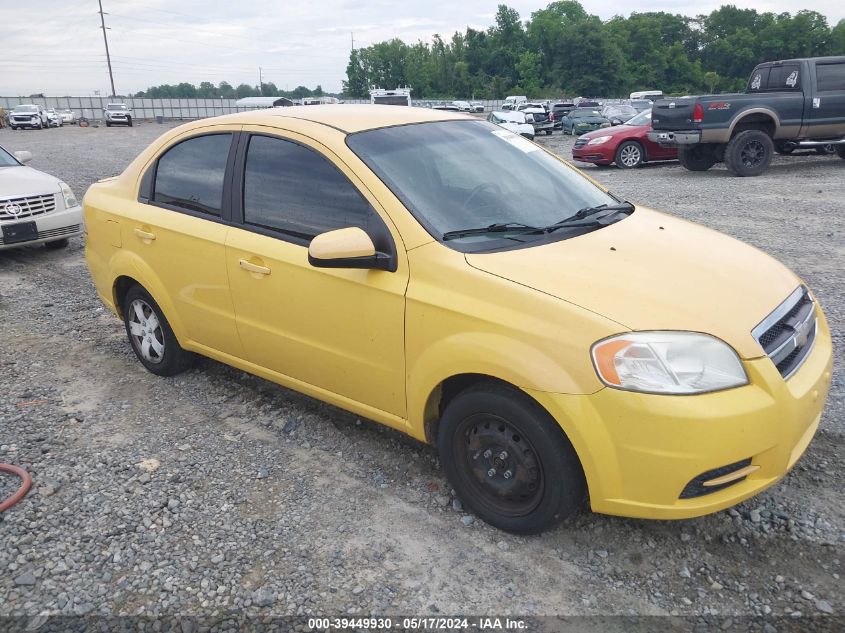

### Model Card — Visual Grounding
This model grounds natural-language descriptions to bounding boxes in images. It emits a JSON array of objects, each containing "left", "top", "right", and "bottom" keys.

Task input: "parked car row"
[{"left": 3, "top": 103, "right": 130, "bottom": 129}]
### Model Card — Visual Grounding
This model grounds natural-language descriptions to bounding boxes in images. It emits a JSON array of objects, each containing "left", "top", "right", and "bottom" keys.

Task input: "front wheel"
[
  {"left": 127, "top": 117, "right": 133, "bottom": 127},
  {"left": 677, "top": 145, "right": 717, "bottom": 171},
  {"left": 724, "top": 129, "right": 773, "bottom": 177},
  {"left": 437, "top": 382, "right": 586, "bottom": 534},
  {"left": 122, "top": 285, "right": 194, "bottom": 376},
  {"left": 615, "top": 140, "right": 644, "bottom": 168}
]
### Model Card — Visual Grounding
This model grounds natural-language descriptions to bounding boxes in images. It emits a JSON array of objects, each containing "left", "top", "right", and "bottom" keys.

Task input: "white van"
[
  {"left": 370, "top": 88, "right": 412, "bottom": 106},
  {"left": 502, "top": 95, "right": 527, "bottom": 110},
  {"left": 630, "top": 90, "right": 663, "bottom": 101}
]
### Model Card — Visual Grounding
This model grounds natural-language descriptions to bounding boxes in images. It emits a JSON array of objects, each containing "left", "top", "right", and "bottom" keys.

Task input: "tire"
[
  {"left": 815, "top": 144, "right": 835, "bottom": 155},
  {"left": 724, "top": 129, "right": 774, "bottom": 177},
  {"left": 677, "top": 145, "right": 717, "bottom": 171},
  {"left": 122, "top": 285, "right": 194, "bottom": 377},
  {"left": 127, "top": 117, "right": 133, "bottom": 127},
  {"left": 544, "top": 129, "right": 552, "bottom": 136},
  {"left": 614, "top": 140, "right": 644, "bottom": 169},
  {"left": 106, "top": 121, "right": 111, "bottom": 127},
  {"left": 44, "top": 238, "right": 69, "bottom": 250},
  {"left": 437, "top": 382, "right": 586, "bottom": 534},
  {"left": 836, "top": 145, "right": 845, "bottom": 159}
]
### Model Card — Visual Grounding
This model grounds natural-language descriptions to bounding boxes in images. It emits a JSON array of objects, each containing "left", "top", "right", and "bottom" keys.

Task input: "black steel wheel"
[{"left": 437, "top": 382, "right": 586, "bottom": 534}]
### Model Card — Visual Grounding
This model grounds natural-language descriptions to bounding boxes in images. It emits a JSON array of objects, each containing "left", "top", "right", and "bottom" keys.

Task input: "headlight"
[
  {"left": 591, "top": 331, "right": 748, "bottom": 395},
  {"left": 58, "top": 181, "right": 78, "bottom": 208},
  {"left": 587, "top": 135, "right": 612, "bottom": 146}
]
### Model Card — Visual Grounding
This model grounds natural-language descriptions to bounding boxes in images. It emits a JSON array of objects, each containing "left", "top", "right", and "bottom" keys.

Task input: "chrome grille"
[
  {"left": 752, "top": 286, "right": 817, "bottom": 379},
  {"left": 0, "top": 194, "right": 57, "bottom": 220}
]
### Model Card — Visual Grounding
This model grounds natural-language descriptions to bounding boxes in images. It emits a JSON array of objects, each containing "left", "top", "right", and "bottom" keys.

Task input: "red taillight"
[
  {"left": 693, "top": 102, "right": 704, "bottom": 123},
  {"left": 550, "top": 112, "right": 556, "bottom": 122}
]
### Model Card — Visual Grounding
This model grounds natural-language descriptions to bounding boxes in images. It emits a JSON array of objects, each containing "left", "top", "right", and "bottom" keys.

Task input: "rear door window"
[
  {"left": 747, "top": 67, "right": 770, "bottom": 92},
  {"left": 816, "top": 62, "right": 845, "bottom": 91},
  {"left": 153, "top": 134, "right": 232, "bottom": 217}
]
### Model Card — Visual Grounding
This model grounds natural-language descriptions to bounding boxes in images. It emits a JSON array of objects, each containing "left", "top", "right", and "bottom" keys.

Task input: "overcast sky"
[{"left": 2, "top": 0, "right": 843, "bottom": 96}]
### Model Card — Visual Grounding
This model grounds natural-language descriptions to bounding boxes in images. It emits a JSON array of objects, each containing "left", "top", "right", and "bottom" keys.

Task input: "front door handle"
[
  {"left": 239, "top": 259, "right": 271, "bottom": 275},
  {"left": 133, "top": 228, "right": 156, "bottom": 241}
]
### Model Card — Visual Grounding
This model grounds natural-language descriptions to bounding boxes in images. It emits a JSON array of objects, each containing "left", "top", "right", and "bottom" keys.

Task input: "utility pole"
[
  {"left": 97, "top": 0, "right": 116, "bottom": 97},
  {"left": 351, "top": 32, "right": 355, "bottom": 53},
  {"left": 259, "top": 67, "right": 263, "bottom": 95}
]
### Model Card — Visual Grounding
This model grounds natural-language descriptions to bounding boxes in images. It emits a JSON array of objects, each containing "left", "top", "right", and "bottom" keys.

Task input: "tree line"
[
  {"left": 133, "top": 82, "right": 331, "bottom": 100},
  {"left": 344, "top": 2, "right": 845, "bottom": 98}
]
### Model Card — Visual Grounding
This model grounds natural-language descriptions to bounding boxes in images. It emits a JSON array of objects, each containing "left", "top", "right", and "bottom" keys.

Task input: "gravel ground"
[{"left": 0, "top": 122, "right": 842, "bottom": 628}]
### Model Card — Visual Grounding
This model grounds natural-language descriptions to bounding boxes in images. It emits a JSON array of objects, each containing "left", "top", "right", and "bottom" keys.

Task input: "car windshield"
[
  {"left": 347, "top": 120, "right": 619, "bottom": 252},
  {"left": 606, "top": 106, "right": 636, "bottom": 118},
  {"left": 13, "top": 105, "right": 38, "bottom": 113},
  {"left": 626, "top": 109, "right": 652, "bottom": 126},
  {"left": 108, "top": 105, "right": 127, "bottom": 110},
  {"left": 0, "top": 146, "right": 20, "bottom": 167}
]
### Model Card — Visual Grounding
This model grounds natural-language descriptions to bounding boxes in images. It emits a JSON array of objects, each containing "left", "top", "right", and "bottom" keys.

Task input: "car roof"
[{"left": 209, "top": 104, "right": 467, "bottom": 134}]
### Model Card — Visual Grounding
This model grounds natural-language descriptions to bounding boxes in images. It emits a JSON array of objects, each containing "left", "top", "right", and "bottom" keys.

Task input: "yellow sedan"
[{"left": 84, "top": 105, "right": 832, "bottom": 533}]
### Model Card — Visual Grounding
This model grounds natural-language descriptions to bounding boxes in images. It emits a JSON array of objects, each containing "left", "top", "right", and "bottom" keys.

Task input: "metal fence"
[{"left": 0, "top": 96, "right": 627, "bottom": 122}]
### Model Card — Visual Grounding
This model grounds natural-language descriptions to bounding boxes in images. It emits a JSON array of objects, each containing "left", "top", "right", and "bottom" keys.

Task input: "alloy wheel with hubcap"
[
  {"left": 615, "top": 141, "right": 643, "bottom": 168},
  {"left": 128, "top": 298, "right": 165, "bottom": 364}
]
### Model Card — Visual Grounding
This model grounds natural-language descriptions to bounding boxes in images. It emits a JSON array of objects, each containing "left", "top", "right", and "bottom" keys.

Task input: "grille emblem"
[{"left": 4, "top": 203, "right": 23, "bottom": 217}]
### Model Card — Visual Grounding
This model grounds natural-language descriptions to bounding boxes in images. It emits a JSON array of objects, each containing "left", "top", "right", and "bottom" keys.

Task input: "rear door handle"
[
  {"left": 133, "top": 228, "right": 156, "bottom": 241},
  {"left": 239, "top": 259, "right": 271, "bottom": 275}
]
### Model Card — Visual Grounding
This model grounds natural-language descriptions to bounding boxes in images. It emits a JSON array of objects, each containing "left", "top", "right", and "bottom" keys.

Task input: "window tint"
[
  {"left": 243, "top": 135, "right": 377, "bottom": 240},
  {"left": 154, "top": 134, "right": 231, "bottom": 216},
  {"left": 766, "top": 65, "right": 801, "bottom": 91},
  {"left": 817, "top": 63, "right": 845, "bottom": 91}
]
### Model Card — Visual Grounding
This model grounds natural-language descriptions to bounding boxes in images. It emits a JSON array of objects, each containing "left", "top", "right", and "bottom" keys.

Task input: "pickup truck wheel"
[
  {"left": 836, "top": 145, "right": 845, "bottom": 159},
  {"left": 677, "top": 145, "right": 716, "bottom": 171},
  {"left": 437, "top": 382, "right": 586, "bottom": 534},
  {"left": 724, "top": 129, "right": 773, "bottom": 177},
  {"left": 815, "top": 144, "right": 834, "bottom": 155},
  {"left": 615, "top": 141, "right": 644, "bottom": 168}
]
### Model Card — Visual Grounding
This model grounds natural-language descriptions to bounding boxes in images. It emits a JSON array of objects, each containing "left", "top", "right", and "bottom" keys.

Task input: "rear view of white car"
[
  {"left": 487, "top": 111, "right": 535, "bottom": 139},
  {"left": 0, "top": 145, "right": 83, "bottom": 250}
]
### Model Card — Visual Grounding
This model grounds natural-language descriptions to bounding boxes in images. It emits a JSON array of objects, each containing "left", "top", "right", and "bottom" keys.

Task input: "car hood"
[
  {"left": 498, "top": 122, "right": 534, "bottom": 136},
  {"left": 0, "top": 166, "right": 60, "bottom": 199},
  {"left": 464, "top": 207, "right": 800, "bottom": 358},
  {"left": 581, "top": 124, "right": 647, "bottom": 139}
]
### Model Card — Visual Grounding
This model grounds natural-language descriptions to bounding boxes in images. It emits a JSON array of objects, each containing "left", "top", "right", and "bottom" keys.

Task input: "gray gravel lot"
[{"left": 0, "top": 122, "right": 842, "bottom": 625}]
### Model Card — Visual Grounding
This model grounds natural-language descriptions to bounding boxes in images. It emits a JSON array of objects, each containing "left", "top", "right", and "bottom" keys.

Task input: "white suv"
[
  {"left": 104, "top": 103, "right": 133, "bottom": 127},
  {"left": 9, "top": 104, "right": 49, "bottom": 130}
]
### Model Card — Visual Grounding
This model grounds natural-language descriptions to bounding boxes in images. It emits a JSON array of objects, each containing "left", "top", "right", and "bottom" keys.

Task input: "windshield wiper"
[
  {"left": 442, "top": 222, "right": 543, "bottom": 241},
  {"left": 544, "top": 202, "right": 634, "bottom": 233}
]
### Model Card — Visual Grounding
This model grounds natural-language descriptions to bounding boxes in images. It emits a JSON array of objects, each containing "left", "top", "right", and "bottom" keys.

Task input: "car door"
[
  {"left": 224, "top": 129, "right": 408, "bottom": 417},
  {"left": 807, "top": 60, "right": 845, "bottom": 138},
  {"left": 126, "top": 129, "right": 243, "bottom": 358}
]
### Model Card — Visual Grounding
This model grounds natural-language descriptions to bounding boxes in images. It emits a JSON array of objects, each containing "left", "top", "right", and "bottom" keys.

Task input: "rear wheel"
[
  {"left": 677, "top": 144, "right": 717, "bottom": 171},
  {"left": 615, "top": 140, "right": 644, "bottom": 169},
  {"left": 836, "top": 145, "right": 845, "bottom": 159},
  {"left": 815, "top": 144, "right": 835, "bottom": 155},
  {"left": 724, "top": 129, "right": 773, "bottom": 177},
  {"left": 122, "top": 285, "right": 194, "bottom": 377},
  {"left": 437, "top": 382, "right": 586, "bottom": 534}
]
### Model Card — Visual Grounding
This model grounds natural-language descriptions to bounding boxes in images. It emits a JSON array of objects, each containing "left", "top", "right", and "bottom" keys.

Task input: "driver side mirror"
[
  {"left": 14, "top": 151, "right": 32, "bottom": 164},
  {"left": 308, "top": 227, "right": 392, "bottom": 271}
]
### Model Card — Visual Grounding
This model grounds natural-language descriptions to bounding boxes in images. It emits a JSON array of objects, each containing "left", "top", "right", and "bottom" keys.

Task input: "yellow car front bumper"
[{"left": 530, "top": 314, "right": 833, "bottom": 520}]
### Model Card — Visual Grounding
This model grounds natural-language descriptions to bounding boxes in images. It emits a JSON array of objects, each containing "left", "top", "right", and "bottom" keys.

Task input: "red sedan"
[{"left": 571, "top": 109, "right": 677, "bottom": 168}]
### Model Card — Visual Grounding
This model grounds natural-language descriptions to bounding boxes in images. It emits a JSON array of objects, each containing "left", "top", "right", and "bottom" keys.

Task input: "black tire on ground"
[
  {"left": 836, "top": 145, "right": 845, "bottom": 159},
  {"left": 122, "top": 285, "right": 194, "bottom": 377},
  {"left": 815, "top": 144, "right": 835, "bottom": 155},
  {"left": 127, "top": 117, "right": 133, "bottom": 127},
  {"left": 544, "top": 129, "right": 552, "bottom": 136},
  {"left": 437, "top": 382, "right": 586, "bottom": 534},
  {"left": 44, "top": 238, "right": 69, "bottom": 250},
  {"left": 677, "top": 144, "right": 717, "bottom": 171},
  {"left": 724, "top": 129, "right": 774, "bottom": 177},
  {"left": 614, "top": 140, "right": 644, "bottom": 169},
  {"left": 106, "top": 121, "right": 111, "bottom": 127}
]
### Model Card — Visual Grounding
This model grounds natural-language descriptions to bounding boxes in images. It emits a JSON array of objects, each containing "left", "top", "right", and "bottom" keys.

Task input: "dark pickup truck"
[{"left": 648, "top": 56, "right": 845, "bottom": 176}]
